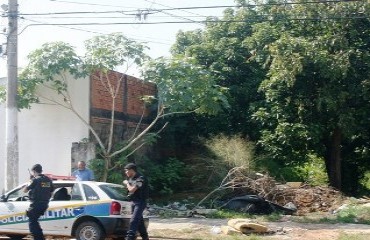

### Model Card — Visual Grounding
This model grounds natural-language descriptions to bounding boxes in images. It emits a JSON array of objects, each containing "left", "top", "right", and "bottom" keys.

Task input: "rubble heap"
[
  {"left": 203, "top": 167, "right": 345, "bottom": 215},
  {"left": 232, "top": 171, "right": 345, "bottom": 215}
]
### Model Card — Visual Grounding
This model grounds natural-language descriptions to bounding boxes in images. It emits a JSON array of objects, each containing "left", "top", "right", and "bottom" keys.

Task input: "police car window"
[
  {"left": 7, "top": 187, "right": 27, "bottom": 201},
  {"left": 83, "top": 184, "right": 99, "bottom": 201},
  {"left": 99, "top": 184, "right": 127, "bottom": 201},
  {"left": 70, "top": 184, "right": 83, "bottom": 200}
]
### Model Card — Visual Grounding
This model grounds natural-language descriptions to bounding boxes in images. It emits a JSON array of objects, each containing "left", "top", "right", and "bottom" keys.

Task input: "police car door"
[
  {"left": 42, "top": 183, "right": 85, "bottom": 236},
  {"left": 0, "top": 184, "right": 30, "bottom": 233}
]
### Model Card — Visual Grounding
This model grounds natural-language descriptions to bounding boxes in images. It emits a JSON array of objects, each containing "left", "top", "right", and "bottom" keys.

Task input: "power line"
[
  {"left": 26, "top": 15, "right": 223, "bottom": 19},
  {"left": 142, "top": 0, "right": 205, "bottom": 26},
  {"left": 15, "top": 1, "right": 365, "bottom": 16},
  {"left": 144, "top": 0, "right": 207, "bottom": 18},
  {"left": 18, "top": 15, "right": 370, "bottom": 28},
  {"left": 20, "top": 17, "right": 173, "bottom": 46},
  {"left": 49, "top": 0, "right": 139, "bottom": 9}
]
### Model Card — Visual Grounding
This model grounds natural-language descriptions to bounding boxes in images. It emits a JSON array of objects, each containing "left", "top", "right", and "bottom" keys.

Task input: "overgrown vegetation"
[
  {"left": 142, "top": 157, "right": 186, "bottom": 196},
  {"left": 184, "top": 134, "right": 257, "bottom": 192},
  {"left": 166, "top": 0, "right": 370, "bottom": 194}
]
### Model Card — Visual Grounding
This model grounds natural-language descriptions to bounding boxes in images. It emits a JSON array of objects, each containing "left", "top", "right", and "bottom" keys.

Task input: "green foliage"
[
  {"left": 185, "top": 134, "right": 256, "bottom": 189},
  {"left": 309, "top": 205, "right": 370, "bottom": 225},
  {"left": 360, "top": 171, "right": 370, "bottom": 190},
  {"left": 84, "top": 32, "right": 149, "bottom": 72},
  {"left": 335, "top": 205, "right": 370, "bottom": 224},
  {"left": 205, "top": 134, "right": 255, "bottom": 170},
  {"left": 17, "top": 42, "right": 85, "bottom": 109},
  {"left": 168, "top": 5, "right": 265, "bottom": 138},
  {"left": 295, "top": 153, "right": 329, "bottom": 186},
  {"left": 257, "top": 153, "right": 328, "bottom": 185},
  {"left": 142, "top": 157, "right": 186, "bottom": 196},
  {"left": 0, "top": 85, "right": 5, "bottom": 103},
  {"left": 143, "top": 56, "right": 229, "bottom": 115},
  {"left": 89, "top": 141, "right": 130, "bottom": 184},
  {"left": 245, "top": 1, "right": 370, "bottom": 190}
]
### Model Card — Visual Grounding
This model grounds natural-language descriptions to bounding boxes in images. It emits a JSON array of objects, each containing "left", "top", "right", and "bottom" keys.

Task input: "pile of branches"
[{"left": 196, "top": 167, "right": 344, "bottom": 215}]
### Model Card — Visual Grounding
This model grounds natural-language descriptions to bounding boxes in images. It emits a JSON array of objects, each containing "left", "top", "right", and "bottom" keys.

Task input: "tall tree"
[
  {"left": 15, "top": 33, "right": 228, "bottom": 181},
  {"left": 170, "top": 7, "right": 267, "bottom": 139},
  {"left": 247, "top": 1, "right": 370, "bottom": 190}
]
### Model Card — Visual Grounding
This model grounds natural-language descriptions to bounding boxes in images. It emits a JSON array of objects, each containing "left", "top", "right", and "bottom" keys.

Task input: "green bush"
[
  {"left": 257, "top": 153, "right": 328, "bottom": 185},
  {"left": 295, "top": 153, "right": 329, "bottom": 186},
  {"left": 336, "top": 205, "right": 370, "bottom": 224},
  {"left": 142, "top": 157, "right": 186, "bottom": 196},
  {"left": 360, "top": 171, "right": 370, "bottom": 190},
  {"left": 89, "top": 141, "right": 130, "bottom": 184}
]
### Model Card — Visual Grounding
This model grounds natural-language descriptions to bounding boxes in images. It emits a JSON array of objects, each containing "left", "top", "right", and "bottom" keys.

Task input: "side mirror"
[{"left": 0, "top": 194, "right": 7, "bottom": 202}]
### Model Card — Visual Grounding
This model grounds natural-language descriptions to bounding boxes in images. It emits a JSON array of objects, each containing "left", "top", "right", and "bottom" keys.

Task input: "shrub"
[
  {"left": 295, "top": 153, "right": 329, "bottom": 186},
  {"left": 185, "top": 134, "right": 256, "bottom": 190},
  {"left": 142, "top": 157, "right": 186, "bottom": 196}
]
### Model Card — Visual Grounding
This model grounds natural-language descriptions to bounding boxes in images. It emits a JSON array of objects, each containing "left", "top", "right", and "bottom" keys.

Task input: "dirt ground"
[{"left": 148, "top": 217, "right": 370, "bottom": 240}]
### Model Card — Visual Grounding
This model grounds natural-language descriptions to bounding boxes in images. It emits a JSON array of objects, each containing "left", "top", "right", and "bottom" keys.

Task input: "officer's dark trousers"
[
  {"left": 27, "top": 202, "right": 48, "bottom": 240},
  {"left": 126, "top": 201, "right": 148, "bottom": 240}
]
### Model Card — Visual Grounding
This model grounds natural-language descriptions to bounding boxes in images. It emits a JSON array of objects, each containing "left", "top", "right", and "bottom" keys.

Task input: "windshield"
[{"left": 99, "top": 184, "right": 128, "bottom": 201}]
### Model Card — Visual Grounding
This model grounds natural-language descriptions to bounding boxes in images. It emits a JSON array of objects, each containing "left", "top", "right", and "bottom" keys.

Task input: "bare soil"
[{"left": 148, "top": 217, "right": 370, "bottom": 240}]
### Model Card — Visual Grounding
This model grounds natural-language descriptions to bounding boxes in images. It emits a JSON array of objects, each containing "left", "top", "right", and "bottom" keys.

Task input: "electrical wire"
[
  {"left": 18, "top": 15, "right": 370, "bottom": 29},
  {"left": 49, "top": 0, "right": 139, "bottom": 9},
  {"left": 144, "top": 0, "right": 207, "bottom": 18},
  {"left": 16, "top": 1, "right": 365, "bottom": 16},
  {"left": 20, "top": 17, "right": 173, "bottom": 46},
  {"left": 142, "top": 0, "right": 205, "bottom": 26},
  {"left": 27, "top": 15, "right": 223, "bottom": 19}
]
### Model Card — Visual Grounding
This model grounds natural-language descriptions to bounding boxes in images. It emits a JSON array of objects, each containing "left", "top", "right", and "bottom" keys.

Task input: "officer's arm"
[
  {"left": 126, "top": 183, "right": 138, "bottom": 194},
  {"left": 23, "top": 179, "right": 35, "bottom": 193},
  {"left": 127, "top": 177, "right": 144, "bottom": 194}
]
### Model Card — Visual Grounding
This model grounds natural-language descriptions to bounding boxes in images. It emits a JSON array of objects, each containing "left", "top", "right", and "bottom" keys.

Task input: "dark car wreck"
[{"left": 219, "top": 195, "right": 297, "bottom": 215}]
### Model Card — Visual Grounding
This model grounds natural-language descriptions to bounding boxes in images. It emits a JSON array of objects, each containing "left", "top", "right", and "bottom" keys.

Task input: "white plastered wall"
[{"left": 0, "top": 74, "right": 90, "bottom": 193}]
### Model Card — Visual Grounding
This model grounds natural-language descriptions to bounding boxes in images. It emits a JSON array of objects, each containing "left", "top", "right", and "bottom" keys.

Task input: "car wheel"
[
  {"left": 75, "top": 221, "right": 105, "bottom": 240},
  {"left": 8, "top": 235, "right": 25, "bottom": 240}
]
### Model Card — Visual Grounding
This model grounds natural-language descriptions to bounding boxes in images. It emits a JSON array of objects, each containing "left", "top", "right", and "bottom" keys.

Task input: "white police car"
[{"left": 0, "top": 175, "right": 148, "bottom": 240}]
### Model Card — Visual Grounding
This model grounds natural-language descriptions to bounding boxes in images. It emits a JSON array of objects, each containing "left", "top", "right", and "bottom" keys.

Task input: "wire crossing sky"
[{"left": 0, "top": 0, "right": 367, "bottom": 77}]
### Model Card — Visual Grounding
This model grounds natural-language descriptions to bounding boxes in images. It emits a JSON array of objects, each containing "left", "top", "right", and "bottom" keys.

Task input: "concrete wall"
[{"left": 0, "top": 74, "right": 90, "bottom": 192}]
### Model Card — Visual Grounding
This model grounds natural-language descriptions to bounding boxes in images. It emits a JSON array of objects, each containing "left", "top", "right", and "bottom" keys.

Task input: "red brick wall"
[{"left": 90, "top": 70, "right": 157, "bottom": 143}]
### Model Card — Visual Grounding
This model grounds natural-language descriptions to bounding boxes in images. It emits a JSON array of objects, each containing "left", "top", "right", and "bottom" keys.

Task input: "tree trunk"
[
  {"left": 325, "top": 127, "right": 342, "bottom": 190},
  {"left": 102, "top": 156, "right": 109, "bottom": 182}
]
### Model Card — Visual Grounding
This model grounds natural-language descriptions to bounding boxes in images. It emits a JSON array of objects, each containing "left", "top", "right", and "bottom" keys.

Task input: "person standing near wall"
[
  {"left": 72, "top": 160, "right": 95, "bottom": 181},
  {"left": 23, "top": 164, "right": 54, "bottom": 240},
  {"left": 123, "top": 163, "right": 149, "bottom": 240}
]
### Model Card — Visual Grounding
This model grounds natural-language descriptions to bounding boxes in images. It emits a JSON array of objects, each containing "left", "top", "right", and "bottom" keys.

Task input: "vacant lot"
[{"left": 148, "top": 217, "right": 370, "bottom": 240}]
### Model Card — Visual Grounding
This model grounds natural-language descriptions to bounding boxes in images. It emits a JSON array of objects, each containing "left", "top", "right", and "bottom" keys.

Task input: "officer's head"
[
  {"left": 124, "top": 163, "right": 137, "bottom": 177},
  {"left": 31, "top": 164, "right": 43, "bottom": 174}
]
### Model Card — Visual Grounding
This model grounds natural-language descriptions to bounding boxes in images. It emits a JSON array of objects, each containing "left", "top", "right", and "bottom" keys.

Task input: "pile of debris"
[
  {"left": 196, "top": 167, "right": 346, "bottom": 215},
  {"left": 147, "top": 168, "right": 347, "bottom": 217},
  {"left": 242, "top": 177, "right": 345, "bottom": 215}
]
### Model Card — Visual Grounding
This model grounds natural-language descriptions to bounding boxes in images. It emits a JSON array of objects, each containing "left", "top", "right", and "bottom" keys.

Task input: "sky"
[{"left": 0, "top": 0, "right": 236, "bottom": 78}]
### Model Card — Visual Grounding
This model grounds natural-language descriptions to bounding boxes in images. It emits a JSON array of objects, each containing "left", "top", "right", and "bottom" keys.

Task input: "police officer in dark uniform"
[
  {"left": 123, "top": 163, "right": 149, "bottom": 240},
  {"left": 23, "top": 164, "right": 54, "bottom": 240}
]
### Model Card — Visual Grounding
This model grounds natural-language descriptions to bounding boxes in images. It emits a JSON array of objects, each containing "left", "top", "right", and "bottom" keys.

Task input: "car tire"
[
  {"left": 8, "top": 235, "right": 25, "bottom": 240},
  {"left": 75, "top": 221, "right": 105, "bottom": 240}
]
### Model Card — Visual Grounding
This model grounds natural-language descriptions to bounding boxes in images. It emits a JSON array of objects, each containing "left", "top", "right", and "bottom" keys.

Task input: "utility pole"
[{"left": 5, "top": 0, "right": 18, "bottom": 191}]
